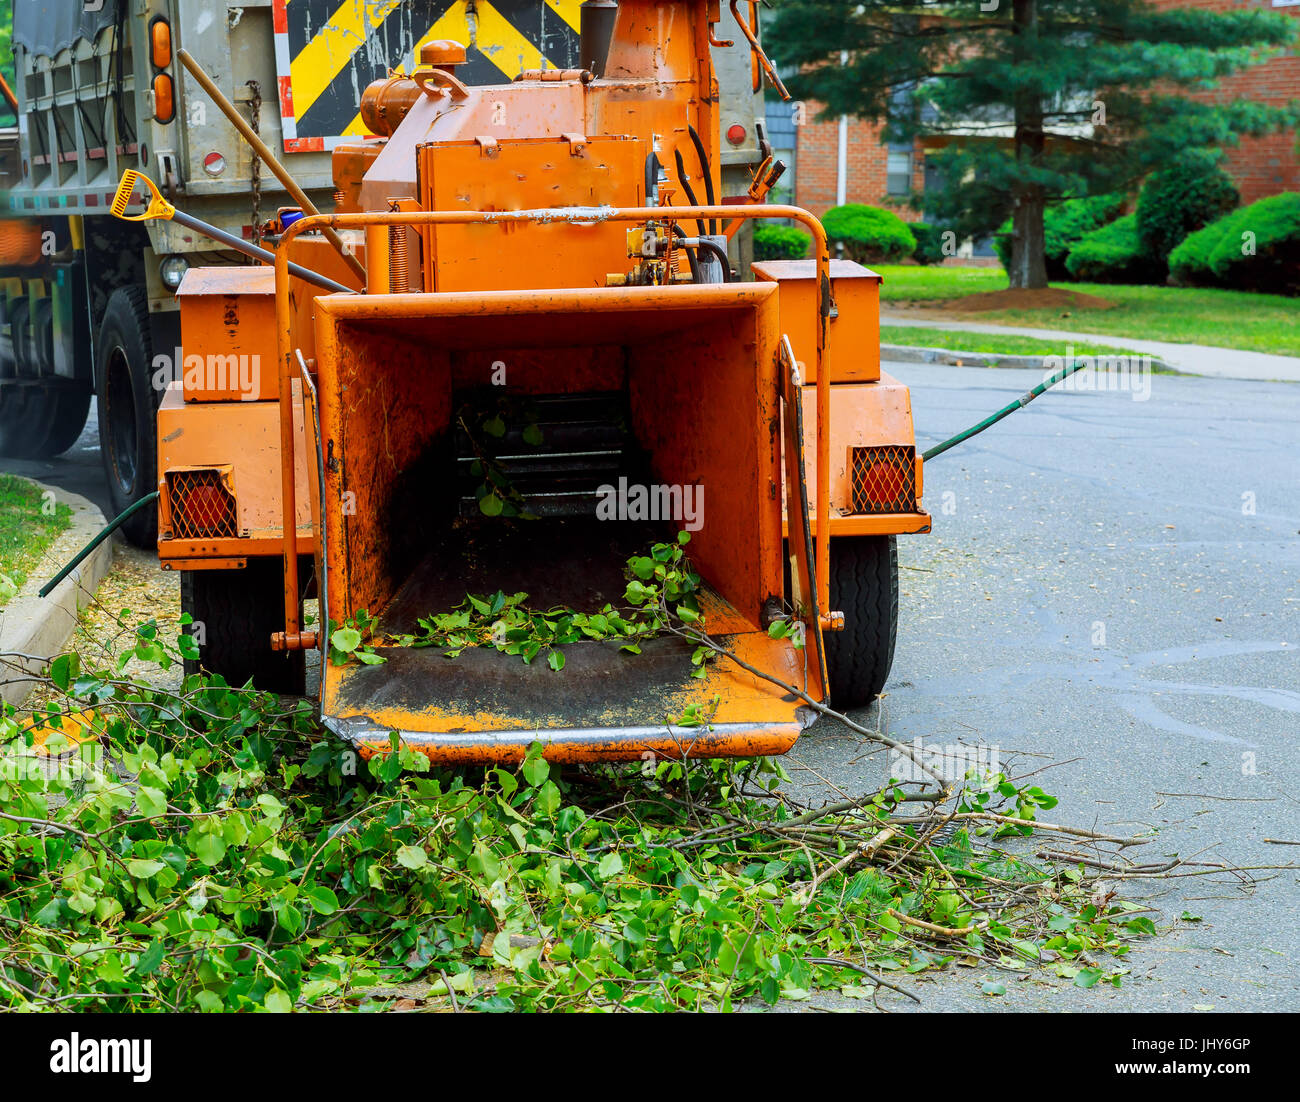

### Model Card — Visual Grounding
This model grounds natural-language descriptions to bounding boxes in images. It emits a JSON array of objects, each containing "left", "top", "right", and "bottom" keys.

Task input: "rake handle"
[
  {"left": 176, "top": 48, "right": 367, "bottom": 286},
  {"left": 171, "top": 209, "right": 354, "bottom": 295}
]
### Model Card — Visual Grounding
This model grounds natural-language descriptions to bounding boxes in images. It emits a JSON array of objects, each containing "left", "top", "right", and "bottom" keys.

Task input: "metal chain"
[{"left": 245, "top": 79, "right": 262, "bottom": 245}]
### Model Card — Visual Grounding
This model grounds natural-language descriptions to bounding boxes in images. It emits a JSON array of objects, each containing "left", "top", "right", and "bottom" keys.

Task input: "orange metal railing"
[{"left": 271, "top": 205, "right": 833, "bottom": 651}]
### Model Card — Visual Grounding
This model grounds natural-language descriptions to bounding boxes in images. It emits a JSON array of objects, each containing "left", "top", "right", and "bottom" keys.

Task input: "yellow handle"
[{"left": 111, "top": 170, "right": 176, "bottom": 222}]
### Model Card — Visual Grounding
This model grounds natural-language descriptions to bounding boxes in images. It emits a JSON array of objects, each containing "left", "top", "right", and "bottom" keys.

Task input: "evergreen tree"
[{"left": 769, "top": 0, "right": 1300, "bottom": 287}]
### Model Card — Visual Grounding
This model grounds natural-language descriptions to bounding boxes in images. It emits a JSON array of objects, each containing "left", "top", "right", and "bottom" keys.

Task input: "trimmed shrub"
[
  {"left": 993, "top": 194, "right": 1127, "bottom": 281},
  {"left": 753, "top": 224, "right": 811, "bottom": 261},
  {"left": 1136, "top": 150, "right": 1239, "bottom": 265},
  {"left": 910, "top": 222, "right": 948, "bottom": 265},
  {"left": 1206, "top": 192, "right": 1300, "bottom": 294},
  {"left": 1168, "top": 207, "right": 1251, "bottom": 286},
  {"left": 1170, "top": 194, "right": 1300, "bottom": 294},
  {"left": 1064, "top": 213, "right": 1163, "bottom": 284},
  {"left": 822, "top": 204, "right": 916, "bottom": 264}
]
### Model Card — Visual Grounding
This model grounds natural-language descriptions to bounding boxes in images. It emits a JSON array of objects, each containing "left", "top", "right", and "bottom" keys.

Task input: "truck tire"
[
  {"left": 33, "top": 386, "right": 92, "bottom": 457},
  {"left": 824, "top": 535, "right": 898, "bottom": 711},
  {"left": 181, "top": 558, "right": 307, "bottom": 695},
  {"left": 0, "top": 300, "right": 51, "bottom": 458},
  {"left": 95, "top": 287, "right": 158, "bottom": 547}
]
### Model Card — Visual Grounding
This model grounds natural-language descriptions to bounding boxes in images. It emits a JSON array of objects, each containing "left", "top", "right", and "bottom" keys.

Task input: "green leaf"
[
  {"left": 479, "top": 492, "right": 505, "bottom": 517},
  {"left": 193, "top": 832, "right": 227, "bottom": 867},
  {"left": 49, "top": 653, "right": 77, "bottom": 691},
  {"left": 136, "top": 786, "right": 168, "bottom": 818},
  {"left": 522, "top": 423, "right": 544, "bottom": 446},
  {"left": 330, "top": 627, "right": 362, "bottom": 654},
  {"left": 304, "top": 886, "right": 339, "bottom": 915},
  {"left": 521, "top": 755, "right": 549, "bottom": 787},
  {"left": 1073, "top": 967, "right": 1104, "bottom": 989},
  {"left": 547, "top": 649, "right": 565, "bottom": 672},
  {"left": 132, "top": 940, "right": 165, "bottom": 978},
  {"left": 397, "top": 845, "right": 428, "bottom": 870},
  {"left": 128, "top": 859, "right": 166, "bottom": 879},
  {"left": 981, "top": 981, "right": 1006, "bottom": 996},
  {"left": 264, "top": 988, "right": 293, "bottom": 1013},
  {"left": 597, "top": 852, "right": 624, "bottom": 879}
]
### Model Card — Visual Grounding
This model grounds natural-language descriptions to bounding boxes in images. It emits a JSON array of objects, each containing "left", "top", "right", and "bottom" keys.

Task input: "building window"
[{"left": 886, "top": 151, "right": 913, "bottom": 197}]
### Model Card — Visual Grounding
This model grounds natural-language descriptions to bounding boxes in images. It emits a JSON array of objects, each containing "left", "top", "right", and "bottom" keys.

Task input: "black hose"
[
  {"left": 687, "top": 124, "right": 717, "bottom": 234},
  {"left": 695, "top": 238, "right": 731, "bottom": 283},
  {"left": 670, "top": 225, "right": 702, "bottom": 284},
  {"left": 673, "top": 148, "right": 707, "bottom": 237},
  {"left": 644, "top": 152, "right": 662, "bottom": 204},
  {"left": 38, "top": 492, "right": 159, "bottom": 599}
]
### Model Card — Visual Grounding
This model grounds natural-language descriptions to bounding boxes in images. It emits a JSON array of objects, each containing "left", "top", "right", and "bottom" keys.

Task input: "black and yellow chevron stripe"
[{"left": 285, "top": 0, "right": 582, "bottom": 144}]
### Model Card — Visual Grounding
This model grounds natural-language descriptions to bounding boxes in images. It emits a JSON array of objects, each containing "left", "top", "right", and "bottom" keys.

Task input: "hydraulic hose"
[
  {"left": 38, "top": 492, "right": 160, "bottom": 599},
  {"left": 673, "top": 148, "right": 708, "bottom": 237},
  {"left": 670, "top": 224, "right": 702, "bottom": 283},
  {"left": 687, "top": 124, "right": 718, "bottom": 234},
  {"left": 921, "top": 358, "right": 1088, "bottom": 462},
  {"left": 695, "top": 238, "right": 731, "bottom": 282}
]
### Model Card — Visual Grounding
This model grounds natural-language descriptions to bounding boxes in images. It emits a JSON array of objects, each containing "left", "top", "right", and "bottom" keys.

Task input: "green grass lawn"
[
  {"left": 0, "top": 473, "right": 72, "bottom": 607},
  {"left": 880, "top": 324, "right": 1138, "bottom": 359},
  {"left": 872, "top": 265, "right": 1300, "bottom": 356}
]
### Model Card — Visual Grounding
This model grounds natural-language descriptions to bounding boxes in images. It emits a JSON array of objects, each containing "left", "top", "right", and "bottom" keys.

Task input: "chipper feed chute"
[
  {"left": 310, "top": 280, "right": 826, "bottom": 764},
  {"left": 146, "top": 0, "right": 930, "bottom": 766}
]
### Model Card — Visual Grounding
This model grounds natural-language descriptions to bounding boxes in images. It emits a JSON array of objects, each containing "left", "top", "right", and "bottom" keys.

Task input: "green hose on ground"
[
  {"left": 921, "top": 358, "right": 1086, "bottom": 463},
  {"left": 38, "top": 492, "right": 159, "bottom": 599}
]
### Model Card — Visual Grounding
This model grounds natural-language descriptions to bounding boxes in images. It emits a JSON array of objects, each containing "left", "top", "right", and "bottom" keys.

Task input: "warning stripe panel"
[{"left": 274, "top": 0, "right": 580, "bottom": 150}]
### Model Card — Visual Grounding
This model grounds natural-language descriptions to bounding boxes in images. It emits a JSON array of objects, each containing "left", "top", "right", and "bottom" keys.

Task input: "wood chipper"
[{"left": 134, "top": 0, "right": 932, "bottom": 764}]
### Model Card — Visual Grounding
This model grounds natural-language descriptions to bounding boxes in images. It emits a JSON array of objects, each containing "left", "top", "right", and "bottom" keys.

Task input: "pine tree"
[{"left": 769, "top": 0, "right": 1300, "bottom": 288}]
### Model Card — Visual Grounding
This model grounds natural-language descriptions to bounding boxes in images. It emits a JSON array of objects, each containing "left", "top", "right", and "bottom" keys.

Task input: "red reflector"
[
  {"left": 726, "top": 124, "right": 746, "bottom": 146},
  {"left": 862, "top": 461, "right": 906, "bottom": 506}
]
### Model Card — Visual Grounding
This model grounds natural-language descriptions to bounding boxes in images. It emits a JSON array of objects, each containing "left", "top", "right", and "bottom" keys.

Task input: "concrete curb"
[
  {"left": 0, "top": 479, "right": 113, "bottom": 709},
  {"left": 880, "top": 342, "right": 1184, "bottom": 375}
]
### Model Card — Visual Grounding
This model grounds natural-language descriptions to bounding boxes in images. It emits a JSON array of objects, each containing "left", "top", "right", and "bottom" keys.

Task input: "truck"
[
  {"left": 137, "top": 0, "right": 931, "bottom": 763},
  {"left": 0, "top": 0, "right": 766, "bottom": 547}
]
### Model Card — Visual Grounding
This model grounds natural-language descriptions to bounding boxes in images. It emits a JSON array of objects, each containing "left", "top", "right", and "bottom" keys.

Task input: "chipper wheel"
[
  {"left": 824, "top": 535, "right": 899, "bottom": 711},
  {"left": 181, "top": 558, "right": 307, "bottom": 696},
  {"left": 95, "top": 287, "right": 160, "bottom": 548}
]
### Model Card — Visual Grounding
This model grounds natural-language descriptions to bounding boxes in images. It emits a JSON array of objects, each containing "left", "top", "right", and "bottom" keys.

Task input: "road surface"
[{"left": 791, "top": 361, "right": 1300, "bottom": 1011}]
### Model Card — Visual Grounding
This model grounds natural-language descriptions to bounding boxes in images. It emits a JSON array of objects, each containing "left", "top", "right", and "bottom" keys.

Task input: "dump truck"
[
  {"left": 0, "top": 0, "right": 765, "bottom": 548},
  {"left": 134, "top": 0, "right": 931, "bottom": 764}
]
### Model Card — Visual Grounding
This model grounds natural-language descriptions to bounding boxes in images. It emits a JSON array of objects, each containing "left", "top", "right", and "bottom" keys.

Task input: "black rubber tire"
[
  {"left": 824, "top": 535, "right": 899, "bottom": 710},
  {"left": 0, "top": 300, "right": 55, "bottom": 458},
  {"left": 35, "top": 386, "right": 92, "bottom": 457},
  {"left": 181, "top": 557, "right": 307, "bottom": 695},
  {"left": 95, "top": 286, "right": 158, "bottom": 547}
]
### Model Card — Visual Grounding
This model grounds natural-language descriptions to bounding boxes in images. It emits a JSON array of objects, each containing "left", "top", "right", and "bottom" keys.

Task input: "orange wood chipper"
[{"left": 137, "top": 0, "right": 931, "bottom": 764}]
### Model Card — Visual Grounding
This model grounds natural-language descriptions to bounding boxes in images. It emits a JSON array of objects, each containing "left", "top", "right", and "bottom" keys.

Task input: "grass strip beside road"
[
  {"left": 880, "top": 325, "right": 1138, "bottom": 360},
  {"left": 873, "top": 266, "right": 1300, "bottom": 356},
  {"left": 0, "top": 473, "right": 72, "bottom": 607}
]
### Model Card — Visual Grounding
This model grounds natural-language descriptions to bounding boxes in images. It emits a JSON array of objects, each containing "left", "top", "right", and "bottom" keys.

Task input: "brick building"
[
  {"left": 783, "top": 1, "right": 1298, "bottom": 224},
  {"left": 1148, "top": 0, "right": 1299, "bottom": 203}
]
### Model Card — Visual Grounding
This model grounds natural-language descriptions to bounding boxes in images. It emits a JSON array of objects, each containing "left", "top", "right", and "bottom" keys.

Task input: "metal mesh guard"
[
  {"left": 167, "top": 469, "right": 237, "bottom": 539},
  {"left": 849, "top": 445, "right": 917, "bottom": 514}
]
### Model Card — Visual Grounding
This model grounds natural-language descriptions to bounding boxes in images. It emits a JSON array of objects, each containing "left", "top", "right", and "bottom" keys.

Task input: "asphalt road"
[
  {"left": 789, "top": 361, "right": 1300, "bottom": 1012},
  {"left": 6, "top": 366, "right": 1298, "bottom": 1013}
]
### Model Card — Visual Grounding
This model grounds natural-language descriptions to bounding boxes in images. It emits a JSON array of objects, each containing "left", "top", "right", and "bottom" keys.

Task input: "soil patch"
[{"left": 945, "top": 288, "right": 1116, "bottom": 313}]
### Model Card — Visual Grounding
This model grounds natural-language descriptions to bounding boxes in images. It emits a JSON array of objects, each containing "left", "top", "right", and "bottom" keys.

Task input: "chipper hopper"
[{"left": 139, "top": 0, "right": 932, "bottom": 764}]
